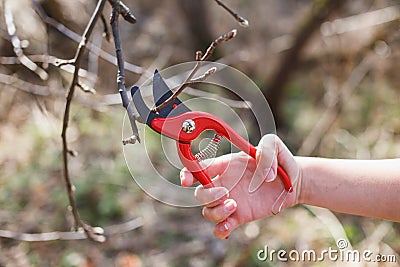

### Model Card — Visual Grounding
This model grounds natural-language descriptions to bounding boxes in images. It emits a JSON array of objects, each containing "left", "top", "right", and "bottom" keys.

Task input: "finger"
[
  {"left": 201, "top": 154, "right": 232, "bottom": 179},
  {"left": 273, "top": 135, "right": 297, "bottom": 183},
  {"left": 194, "top": 185, "right": 229, "bottom": 207},
  {"left": 249, "top": 134, "right": 278, "bottom": 192},
  {"left": 201, "top": 199, "right": 237, "bottom": 223},
  {"left": 180, "top": 168, "right": 196, "bottom": 187},
  {"left": 213, "top": 216, "right": 240, "bottom": 239},
  {"left": 179, "top": 154, "right": 232, "bottom": 187},
  {"left": 257, "top": 134, "right": 279, "bottom": 182}
]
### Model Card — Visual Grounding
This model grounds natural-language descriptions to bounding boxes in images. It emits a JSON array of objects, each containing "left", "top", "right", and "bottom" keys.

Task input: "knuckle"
[
  {"left": 202, "top": 206, "right": 225, "bottom": 222},
  {"left": 194, "top": 186, "right": 204, "bottom": 202},
  {"left": 262, "top": 133, "right": 278, "bottom": 147}
]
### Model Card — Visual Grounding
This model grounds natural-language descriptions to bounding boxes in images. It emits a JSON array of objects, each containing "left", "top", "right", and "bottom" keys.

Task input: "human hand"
[{"left": 180, "top": 134, "right": 301, "bottom": 239}]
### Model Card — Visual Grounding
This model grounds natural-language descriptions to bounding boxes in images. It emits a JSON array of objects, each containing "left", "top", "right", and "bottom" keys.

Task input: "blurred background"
[{"left": 0, "top": 0, "right": 400, "bottom": 266}]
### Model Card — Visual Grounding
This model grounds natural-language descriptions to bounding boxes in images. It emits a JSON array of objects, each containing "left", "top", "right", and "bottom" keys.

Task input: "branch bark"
[
  {"left": 153, "top": 29, "right": 237, "bottom": 113},
  {"left": 61, "top": 0, "right": 107, "bottom": 242},
  {"left": 32, "top": 0, "right": 144, "bottom": 75},
  {"left": 4, "top": 1, "right": 48, "bottom": 80},
  {"left": 108, "top": 0, "right": 142, "bottom": 145},
  {"left": 0, "top": 217, "right": 143, "bottom": 242},
  {"left": 265, "top": 0, "right": 345, "bottom": 128}
]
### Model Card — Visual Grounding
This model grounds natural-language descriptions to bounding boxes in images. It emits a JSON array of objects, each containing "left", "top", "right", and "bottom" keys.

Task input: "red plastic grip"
[
  {"left": 152, "top": 111, "right": 292, "bottom": 192},
  {"left": 178, "top": 140, "right": 293, "bottom": 192},
  {"left": 247, "top": 145, "right": 293, "bottom": 193}
]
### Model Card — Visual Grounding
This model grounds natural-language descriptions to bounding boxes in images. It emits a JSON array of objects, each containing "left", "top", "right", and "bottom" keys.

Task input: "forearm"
[{"left": 296, "top": 157, "right": 400, "bottom": 222}]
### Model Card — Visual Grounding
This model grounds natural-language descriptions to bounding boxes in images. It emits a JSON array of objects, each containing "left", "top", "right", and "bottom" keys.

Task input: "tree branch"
[
  {"left": 32, "top": 0, "right": 144, "bottom": 75},
  {"left": 0, "top": 217, "right": 143, "bottom": 242},
  {"left": 4, "top": 1, "right": 48, "bottom": 80},
  {"left": 61, "top": 0, "right": 107, "bottom": 242},
  {"left": 108, "top": 0, "right": 142, "bottom": 145},
  {"left": 0, "top": 72, "right": 49, "bottom": 96},
  {"left": 265, "top": 0, "right": 345, "bottom": 128},
  {"left": 213, "top": 0, "right": 249, "bottom": 27},
  {"left": 153, "top": 29, "right": 237, "bottom": 113}
]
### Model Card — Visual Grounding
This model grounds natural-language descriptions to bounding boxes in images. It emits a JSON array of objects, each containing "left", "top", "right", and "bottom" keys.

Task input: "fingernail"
[
  {"left": 224, "top": 222, "right": 229, "bottom": 231},
  {"left": 215, "top": 188, "right": 229, "bottom": 200},
  {"left": 220, "top": 222, "right": 229, "bottom": 232},
  {"left": 223, "top": 199, "right": 236, "bottom": 213},
  {"left": 263, "top": 168, "right": 275, "bottom": 182},
  {"left": 180, "top": 169, "right": 190, "bottom": 178}
]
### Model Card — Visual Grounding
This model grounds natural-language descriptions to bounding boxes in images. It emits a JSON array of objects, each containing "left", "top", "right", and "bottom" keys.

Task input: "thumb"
[
  {"left": 255, "top": 134, "right": 279, "bottom": 182},
  {"left": 248, "top": 134, "right": 279, "bottom": 193}
]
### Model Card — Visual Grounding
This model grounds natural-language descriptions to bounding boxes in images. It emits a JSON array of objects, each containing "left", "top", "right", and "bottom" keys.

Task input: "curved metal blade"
[
  {"left": 153, "top": 69, "right": 173, "bottom": 107},
  {"left": 130, "top": 85, "right": 156, "bottom": 125},
  {"left": 152, "top": 70, "right": 191, "bottom": 118}
]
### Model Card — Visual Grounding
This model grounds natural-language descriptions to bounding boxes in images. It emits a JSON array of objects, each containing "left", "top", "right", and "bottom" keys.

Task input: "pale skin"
[{"left": 180, "top": 134, "right": 400, "bottom": 239}]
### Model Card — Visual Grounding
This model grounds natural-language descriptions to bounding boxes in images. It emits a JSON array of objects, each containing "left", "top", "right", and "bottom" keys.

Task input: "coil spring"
[{"left": 195, "top": 134, "right": 222, "bottom": 162}]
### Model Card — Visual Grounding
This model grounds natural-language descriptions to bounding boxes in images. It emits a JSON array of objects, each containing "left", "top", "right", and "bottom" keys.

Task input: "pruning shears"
[{"left": 131, "top": 70, "right": 293, "bottom": 193}]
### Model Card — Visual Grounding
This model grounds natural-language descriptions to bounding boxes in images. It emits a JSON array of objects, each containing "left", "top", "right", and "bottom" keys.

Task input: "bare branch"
[
  {"left": 187, "top": 67, "right": 216, "bottom": 84},
  {"left": 153, "top": 29, "right": 237, "bottom": 113},
  {"left": 0, "top": 54, "right": 58, "bottom": 65},
  {"left": 32, "top": 0, "right": 144, "bottom": 75},
  {"left": 0, "top": 72, "right": 49, "bottom": 96},
  {"left": 109, "top": 0, "right": 142, "bottom": 145},
  {"left": 61, "top": 0, "right": 107, "bottom": 242},
  {"left": 109, "top": 0, "right": 137, "bottom": 24},
  {"left": 201, "top": 29, "right": 237, "bottom": 61},
  {"left": 265, "top": 1, "right": 345, "bottom": 127},
  {"left": 4, "top": 1, "right": 48, "bottom": 80},
  {"left": 213, "top": 0, "right": 249, "bottom": 27},
  {"left": 100, "top": 13, "right": 111, "bottom": 42},
  {"left": 152, "top": 64, "right": 200, "bottom": 113},
  {"left": 0, "top": 217, "right": 143, "bottom": 242},
  {"left": 77, "top": 82, "right": 96, "bottom": 94}
]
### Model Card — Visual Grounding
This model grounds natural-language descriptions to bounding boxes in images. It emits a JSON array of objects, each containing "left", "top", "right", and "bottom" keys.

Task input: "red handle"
[
  {"left": 247, "top": 146, "right": 293, "bottom": 193},
  {"left": 178, "top": 142, "right": 214, "bottom": 186},
  {"left": 151, "top": 111, "right": 292, "bottom": 191},
  {"left": 178, "top": 142, "right": 293, "bottom": 192},
  {"left": 177, "top": 135, "right": 293, "bottom": 240}
]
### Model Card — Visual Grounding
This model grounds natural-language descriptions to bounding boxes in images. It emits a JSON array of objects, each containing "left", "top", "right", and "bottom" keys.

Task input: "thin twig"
[
  {"left": 0, "top": 71, "right": 108, "bottom": 111},
  {"left": 109, "top": 0, "right": 142, "bottom": 145},
  {"left": 77, "top": 82, "right": 96, "bottom": 94},
  {"left": 213, "top": 0, "right": 249, "bottom": 27},
  {"left": 4, "top": 1, "right": 48, "bottom": 80},
  {"left": 201, "top": 29, "right": 237, "bottom": 61},
  {"left": 0, "top": 72, "right": 49, "bottom": 96},
  {"left": 100, "top": 13, "right": 111, "bottom": 42},
  {"left": 0, "top": 54, "right": 58, "bottom": 65},
  {"left": 265, "top": 1, "right": 344, "bottom": 127},
  {"left": 153, "top": 29, "right": 237, "bottom": 113},
  {"left": 0, "top": 55, "right": 98, "bottom": 81},
  {"left": 188, "top": 67, "right": 216, "bottom": 84},
  {"left": 109, "top": 0, "right": 137, "bottom": 24},
  {"left": 31, "top": 0, "right": 144, "bottom": 75},
  {"left": 0, "top": 217, "right": 143, "bottom": 242},
  {"left": 61, "top": 0, "right": 107, "bottom": 242}
]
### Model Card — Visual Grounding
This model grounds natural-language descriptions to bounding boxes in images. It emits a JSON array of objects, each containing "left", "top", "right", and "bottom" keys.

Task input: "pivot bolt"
[{"left": 182, "top": 119, "right": 195, "bottom": 133}]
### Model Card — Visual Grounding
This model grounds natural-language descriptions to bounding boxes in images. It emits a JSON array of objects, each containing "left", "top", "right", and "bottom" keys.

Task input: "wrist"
[
  {"left": 293, "top": 156, "right": 308, "bottom": 206},
  {"left": 280, "top": 157, "right": 304, "bottom": 209}
]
